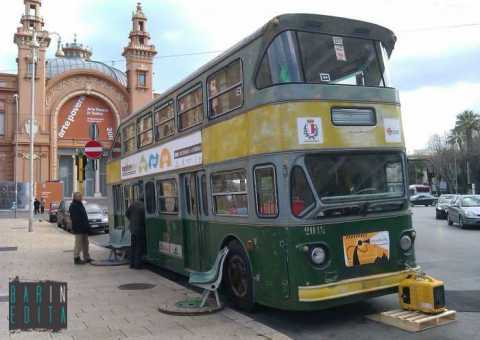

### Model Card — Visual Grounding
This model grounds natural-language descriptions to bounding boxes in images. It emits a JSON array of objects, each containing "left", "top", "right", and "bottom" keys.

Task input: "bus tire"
[{"left": 224, "top": 240, "right": 255, "bottom": 312}]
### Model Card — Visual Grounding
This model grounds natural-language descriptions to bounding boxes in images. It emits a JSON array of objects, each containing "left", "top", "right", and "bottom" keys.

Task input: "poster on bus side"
[{"left": 342, "top": 231, "right": 390, "bottom": 267}]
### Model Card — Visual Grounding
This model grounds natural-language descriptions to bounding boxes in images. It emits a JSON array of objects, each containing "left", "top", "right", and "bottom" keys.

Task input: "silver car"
[
  {"left": 435, "top": 194, "right": 457, "bottom": 219},
  {"left": 447, "top": 195, "right": 480, "bottom": 228},
  {"left": 57, "top": 200, "right": 109, "bottom": 233}
]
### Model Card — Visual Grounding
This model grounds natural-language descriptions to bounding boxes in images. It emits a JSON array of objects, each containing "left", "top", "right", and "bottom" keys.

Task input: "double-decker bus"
[{"left": 107, "top": 14, "right": 417, "bottom": 311}]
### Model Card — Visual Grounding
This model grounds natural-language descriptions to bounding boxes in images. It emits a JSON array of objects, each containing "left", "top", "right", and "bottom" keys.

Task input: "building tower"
[
  {"left": 123, "top": 2, "right": 157, "bottom": 114},
  {"left": 13, "top": 0, "right": 50, "bottom": 182}
]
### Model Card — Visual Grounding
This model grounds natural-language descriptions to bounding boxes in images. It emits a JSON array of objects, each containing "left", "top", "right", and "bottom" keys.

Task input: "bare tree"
[{"left": 427, "top": 134, "right": 457, "bottom": 192}]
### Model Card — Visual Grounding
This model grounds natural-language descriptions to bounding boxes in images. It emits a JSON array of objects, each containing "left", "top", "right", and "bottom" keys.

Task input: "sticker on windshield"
[
  {"left": 332, "top": 36, "right": 343, "bottom": 45},
  {"left": 297, "top": 117, "right": 323, "bottom": 144},
  {"left": 334, "top": 45, "right": 347, "bottom": 61},
  {"left": 319, "top": 73, "right": 330, "bottom": 82},
  {"left": 384, "top": 118, "right": 402, "bottom": 143},
  {"left": 343, "top": 231, "right": 390, "bottom": 267},
  {"left": 332, "top": 36, "right": 347, "bottom": 61}
]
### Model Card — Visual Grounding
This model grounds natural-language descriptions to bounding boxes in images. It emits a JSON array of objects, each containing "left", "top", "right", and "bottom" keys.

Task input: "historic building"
[{"left": 0, "top": 0, "right": 157, "bottom": 205}]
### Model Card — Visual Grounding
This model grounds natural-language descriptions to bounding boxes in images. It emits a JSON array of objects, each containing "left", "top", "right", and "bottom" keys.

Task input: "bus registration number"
[{"left": 304, "top": 225, "right": 326, "bottom": 236}]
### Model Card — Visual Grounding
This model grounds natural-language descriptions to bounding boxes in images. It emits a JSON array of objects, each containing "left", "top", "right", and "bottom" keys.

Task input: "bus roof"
[{"left": 123, "top": 13, "right": 396, "bottom": 123}]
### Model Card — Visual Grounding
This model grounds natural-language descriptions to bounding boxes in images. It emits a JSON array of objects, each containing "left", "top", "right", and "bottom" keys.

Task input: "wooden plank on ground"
[{"left": 366, "top": 309, "right": 456, "bottom": 332}]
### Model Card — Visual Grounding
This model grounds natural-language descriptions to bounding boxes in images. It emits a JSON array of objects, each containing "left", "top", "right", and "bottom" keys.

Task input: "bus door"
[
  {"left": 182, "top": 172, "right": 208, "bottom": 271},
  {"left": 123, "top": 181, "right": 143, "bottom": 229}
]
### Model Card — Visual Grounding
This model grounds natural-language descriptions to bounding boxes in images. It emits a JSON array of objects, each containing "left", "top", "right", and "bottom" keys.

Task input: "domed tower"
[
  {"left": 13, "top": 0, "right": 50, "bottom": 182},
  {"left": 62, "top": 34, "right": 92, "bottom": 60},
  {"left": 123, "top": 2, "right": 157, "bottom": 113}
]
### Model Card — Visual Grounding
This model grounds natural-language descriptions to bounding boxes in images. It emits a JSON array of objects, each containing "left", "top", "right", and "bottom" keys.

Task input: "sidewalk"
[{"left": 0, "top": 219, "right": 291, "bottom": 340}]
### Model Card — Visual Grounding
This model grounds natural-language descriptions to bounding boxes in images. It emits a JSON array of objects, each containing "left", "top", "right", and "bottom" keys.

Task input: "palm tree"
[{"left": 453, "top": 110, "right": 480, "bottom": 155}]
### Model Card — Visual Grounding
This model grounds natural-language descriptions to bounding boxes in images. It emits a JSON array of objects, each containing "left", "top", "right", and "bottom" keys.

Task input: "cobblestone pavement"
[{"left": 0, "top": 219, "right": 291, "bottom": 340}]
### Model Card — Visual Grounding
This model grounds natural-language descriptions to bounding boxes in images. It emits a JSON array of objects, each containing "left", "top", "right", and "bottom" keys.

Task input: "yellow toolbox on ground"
[{"left": 398, "top": 273, "right": 446, "bottom": 314}]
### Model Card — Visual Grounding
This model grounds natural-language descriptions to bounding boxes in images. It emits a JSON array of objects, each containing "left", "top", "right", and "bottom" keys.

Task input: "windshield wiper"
[{"left": 316, "top": 201, "right": 405, "bottom": 219}]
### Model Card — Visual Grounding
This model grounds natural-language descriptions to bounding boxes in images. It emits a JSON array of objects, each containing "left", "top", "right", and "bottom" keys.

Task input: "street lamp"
[
  {"left": 28, "top": 30, "right": 40, "bottom": 233},
  {"left": 453, "top": 140, "right": 459, "bottom": 194},
  {"left": 13, "top": 94, "right": 19, "bottom": 219}
]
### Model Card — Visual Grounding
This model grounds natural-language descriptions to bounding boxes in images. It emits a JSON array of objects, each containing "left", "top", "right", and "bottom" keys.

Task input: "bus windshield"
[
  {"left": 257, "top": 30, "right": 390, "bottom": 88},
  {"left": 304, "top": 152, "right": 404, "bottom": 203}
]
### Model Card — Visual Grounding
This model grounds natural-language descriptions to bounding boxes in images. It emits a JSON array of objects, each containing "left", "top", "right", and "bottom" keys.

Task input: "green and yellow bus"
[{"left": 107, "top": 13, "right": 417, "bottom": 311}]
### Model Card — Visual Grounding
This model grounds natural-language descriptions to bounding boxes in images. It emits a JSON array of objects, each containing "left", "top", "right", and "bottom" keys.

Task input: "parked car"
[
  {"left": 435, "top": 194, "right": 457, "bottom": 219},
  {"left": 57, "top": 200, "right": 109, "bottom": 233},
  {"left": 447, "top": 195, "right": 480, "bottom": 228},
  {"left": 410, "top": 193, "right": 437, "bottom": 206},
  {"left": 48, "top": 202, "right": 59, "bottom": 223}
]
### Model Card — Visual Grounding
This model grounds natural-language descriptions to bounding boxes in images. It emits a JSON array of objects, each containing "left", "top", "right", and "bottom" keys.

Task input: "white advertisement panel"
[{"left": 120, "top": 131, "right": 202, "bottom": 180}]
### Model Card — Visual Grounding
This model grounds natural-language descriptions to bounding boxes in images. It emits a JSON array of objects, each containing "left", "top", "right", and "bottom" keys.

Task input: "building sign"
[
  {"left": 9, "top": 278, "right": 68, "bottom": 331},
  {"left": 121, "top": 131, "right": 202, "bottom": 180},
  {"left": 57, "top": 95, "right": 115, "bottom": 142},
  {"left": 35, "top": 181, "right": 63, "bottom": 209}
]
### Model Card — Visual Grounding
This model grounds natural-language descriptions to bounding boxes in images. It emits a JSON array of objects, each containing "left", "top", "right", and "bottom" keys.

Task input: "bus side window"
[
  {"left": 254, "top": 165, "right": 278, "bottom": 217},
  {"left": 211, "top": 170, "right": 248, "bottom": 216},
  {"left": 157, "top": 179, "right": 178, "bottom": 214},
  {"left": 201, "top": 174, "right": 209, "bottom": 216},
  {"left": 207, "top": 59, "right": 243, "bottom": 118},
  {"left": 290, "top": 166, "right": 315, "bottom": 217},
  {"left": 145, "top": 181, "right": 156, "bottom": 214},
  {"left": 189, "top": 175, "right": 198, "bottom": 216}
]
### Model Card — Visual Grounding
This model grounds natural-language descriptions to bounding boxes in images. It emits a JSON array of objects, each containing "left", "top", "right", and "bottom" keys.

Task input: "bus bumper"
[{"left": 298, "top": 267, "right": 420, "bottom": 302}]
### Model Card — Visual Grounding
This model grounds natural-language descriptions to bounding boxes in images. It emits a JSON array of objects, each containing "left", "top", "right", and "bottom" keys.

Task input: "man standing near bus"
[
  {"left": 126, "top": 198, "right": 146, "bottom": 269},
  {"left": 69, "top": 192, "right": 92, "bottom": 265}
]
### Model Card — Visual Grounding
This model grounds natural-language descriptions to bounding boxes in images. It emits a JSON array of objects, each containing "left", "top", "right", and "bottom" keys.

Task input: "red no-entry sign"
[{"left": 84, "top": 140, "right": 103, "bottom": 159}]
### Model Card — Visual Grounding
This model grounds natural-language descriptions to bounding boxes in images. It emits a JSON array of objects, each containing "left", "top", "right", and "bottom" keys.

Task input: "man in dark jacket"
[
  {"left": 125, "top": 199, "right": 145, "bottom": 269},
  {"left": 69, "top": 192, "right": 91, "bottom": 265},
  {"left": 33, "top": 198, "right": 40, "bottom": 215}
]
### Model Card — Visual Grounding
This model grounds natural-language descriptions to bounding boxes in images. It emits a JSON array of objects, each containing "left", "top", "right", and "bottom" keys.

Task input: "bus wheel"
[{"left": 224, "top": 240, "right": 254, "bottom": 312}]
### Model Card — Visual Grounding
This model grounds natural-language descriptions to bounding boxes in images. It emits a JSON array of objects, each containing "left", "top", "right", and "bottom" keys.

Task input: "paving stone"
[{"left": 0, "top": 219, "right": 292, "bottom": 340}]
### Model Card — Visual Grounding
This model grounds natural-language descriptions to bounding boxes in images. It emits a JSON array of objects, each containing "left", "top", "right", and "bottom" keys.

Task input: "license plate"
[
  {"left": 91, "top": 224, "right": 98, "bottom": 228},
  {"left": 342, "top": 231, "right": 390, "bottom": 267}
]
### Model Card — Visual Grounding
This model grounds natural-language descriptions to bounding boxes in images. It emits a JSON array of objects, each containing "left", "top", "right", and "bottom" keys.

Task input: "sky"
[{"left": 1, "top": 0, "right": 479, "bottom": 153}]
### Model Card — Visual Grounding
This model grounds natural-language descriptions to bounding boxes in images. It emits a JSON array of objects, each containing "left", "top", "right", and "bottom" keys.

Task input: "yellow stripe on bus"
[
  {"left": 298, "top": 267, "right": 418, "bottom": 302},
  {"left": 203, "top": 101, "right": 403, "bottom": 165}
]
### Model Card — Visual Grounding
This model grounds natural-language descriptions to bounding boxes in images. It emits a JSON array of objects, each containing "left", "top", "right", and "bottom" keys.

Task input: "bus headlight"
[
  {"left": 400, "top": 234, "right": 413, "bottom": 251},
  {"left": 310, "top": 246, "right": 326, "bottom": 265}
]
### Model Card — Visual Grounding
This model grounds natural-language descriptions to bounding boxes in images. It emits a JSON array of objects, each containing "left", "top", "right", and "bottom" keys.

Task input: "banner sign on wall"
[
  {"left": 57, "top": 95, "right": 115, "bottom": 142},
  {"left": 120, "top": 131, "right": 202, "bottom": 180}
]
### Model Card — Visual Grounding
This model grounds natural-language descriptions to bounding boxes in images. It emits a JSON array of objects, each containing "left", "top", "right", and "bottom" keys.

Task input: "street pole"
[
  {"left": 453, "top": 141, "right": 458, "bottom": 194},
  {"left": 28, "top": 30, "right": 39, "bottom": 233},
  {"left": 14, "top": 94, "right": 19, "bottom": 218}
]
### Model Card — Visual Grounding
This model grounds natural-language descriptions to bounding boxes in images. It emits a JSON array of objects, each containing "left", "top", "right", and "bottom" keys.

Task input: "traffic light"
[{"left": 76, "top": 154, "right": 87, "bottom": 182}]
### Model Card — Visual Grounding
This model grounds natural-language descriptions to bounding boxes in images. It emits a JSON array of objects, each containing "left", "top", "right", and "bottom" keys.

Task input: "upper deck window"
[
  {"left": 298, "top": 32, "right": 386, "bottom": 87},
  {"left": 154, "top": 101, "right": 175, "bottom": 141},
  {"left": 137, "top": 113, "right": 153, "bottom": 148},
  {"left": 207, "top": 59, "right": 243, "bottom": 118},
  {"left": 257, "top": 31, "right": 302, "bottom": 88},
  {"left": 256, "top": 30, "right": 390, "bottom": 89},
  {"left": 122, "top": 123, "right": 136, "bottom": 154},
  {"left": 177, "top": 85, "right": 203, "bottom": 131}
]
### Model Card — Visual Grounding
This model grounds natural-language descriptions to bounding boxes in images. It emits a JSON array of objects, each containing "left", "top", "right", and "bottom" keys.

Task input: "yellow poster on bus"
[{"left": 343, "top": 231, "right": 390, "bottom": 267}]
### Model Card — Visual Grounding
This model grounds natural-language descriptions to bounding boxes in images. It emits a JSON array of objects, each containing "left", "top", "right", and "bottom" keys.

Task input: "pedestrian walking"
[
  {"left": 40, "top": 198, "right": 45, "bottom": 214},
  {"left": 125, "top": 198, "right": 146, "bottom": 269},
  {"left": 69, "top": 192, "right": 92, "bottom": 265},
  {"left": 33, "top": 198, "right": 40, "bottom": 215}
]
